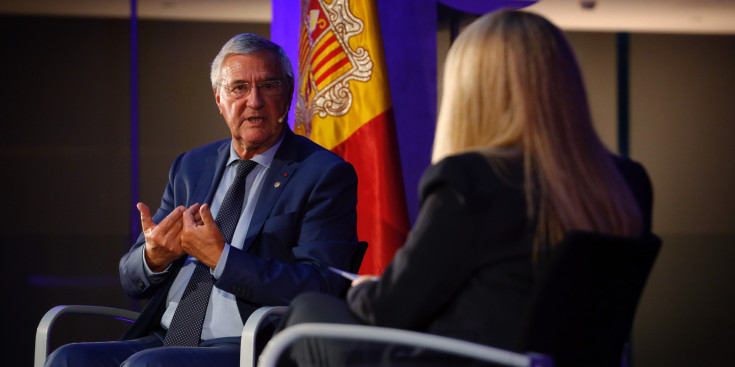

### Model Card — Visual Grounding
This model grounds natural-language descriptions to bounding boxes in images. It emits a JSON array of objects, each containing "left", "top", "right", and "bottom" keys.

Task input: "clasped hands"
[{"left": 138, "top": 202, "right": 225, "bottom": 273}]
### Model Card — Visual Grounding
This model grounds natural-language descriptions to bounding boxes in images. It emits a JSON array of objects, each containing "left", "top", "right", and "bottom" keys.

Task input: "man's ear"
[{"left": 214, "top": 88, "right": 224, "bottom": 115}]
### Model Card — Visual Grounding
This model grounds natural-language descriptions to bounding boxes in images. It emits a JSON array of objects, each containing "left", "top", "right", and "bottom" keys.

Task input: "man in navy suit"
[{"left": 45, "top": 33, "right": 359, "bottom": 367}]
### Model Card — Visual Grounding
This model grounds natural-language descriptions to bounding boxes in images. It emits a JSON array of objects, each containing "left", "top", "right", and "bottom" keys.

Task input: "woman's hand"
[{"left": 351, "top": 275, "right": 379, "bottom": 287}]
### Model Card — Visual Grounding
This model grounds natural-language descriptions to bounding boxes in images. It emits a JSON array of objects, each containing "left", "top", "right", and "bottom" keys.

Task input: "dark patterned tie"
[{"left": 164, "top": 159, "right": 258, "bottom": 347}]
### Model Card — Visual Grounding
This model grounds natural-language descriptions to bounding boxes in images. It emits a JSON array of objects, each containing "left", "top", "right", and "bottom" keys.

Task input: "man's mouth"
[{"left": 247, "top": 117, "right": 265, "bottom": 123}]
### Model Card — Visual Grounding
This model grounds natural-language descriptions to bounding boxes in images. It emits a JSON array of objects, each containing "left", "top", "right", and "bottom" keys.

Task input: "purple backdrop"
[{"left": 271, "top": 0, "right": 534, "bottom": 224}]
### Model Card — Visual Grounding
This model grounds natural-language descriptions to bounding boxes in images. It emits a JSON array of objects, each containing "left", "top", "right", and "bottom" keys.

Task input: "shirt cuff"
[
  {"left": 142, "top": 245, "right": 170, "bottom": 283},
  {"left": 213, "top": 243, "right": 231, "bottom": 278}
]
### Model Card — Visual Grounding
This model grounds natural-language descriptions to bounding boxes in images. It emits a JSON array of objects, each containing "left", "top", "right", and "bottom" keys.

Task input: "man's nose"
[{"left": 245, "top": 86, "right": 265, "bottom": 109}]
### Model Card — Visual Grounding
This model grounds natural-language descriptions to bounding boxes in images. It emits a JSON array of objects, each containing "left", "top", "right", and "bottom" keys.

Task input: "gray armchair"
[
  {"left": 258, "top": 323, "right": 553, "bottom": 367},
  {"left": 34, "top": 304, "right": 285, "bottom": 367},
  {"left": 35, "top": 242, "right": 367, "bottom": 367},
  {"left": 35, "top": 305, "right": 140, "bottom": 367}
]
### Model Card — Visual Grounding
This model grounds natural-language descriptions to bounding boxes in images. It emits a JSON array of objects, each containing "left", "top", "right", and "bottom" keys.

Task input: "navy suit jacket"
[{"left": 119, "top": 128, "right": 359, "bottom": 339}]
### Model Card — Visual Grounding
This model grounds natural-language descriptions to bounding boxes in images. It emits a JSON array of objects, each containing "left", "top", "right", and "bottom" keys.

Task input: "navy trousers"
[{"left": 44, "top": 331, "right": 241, "bottom": 367}]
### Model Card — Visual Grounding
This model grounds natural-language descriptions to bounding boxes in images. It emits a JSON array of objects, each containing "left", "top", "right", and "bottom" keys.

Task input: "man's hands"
[
  {"left": 138, "top": 202, "right": 225, "bottom": 272},
  {"left": 181, "top": 203, "right": 226, "bottom": 269},
  {"left": 139, "top": 202, "right": 186, "bottom": 272}
]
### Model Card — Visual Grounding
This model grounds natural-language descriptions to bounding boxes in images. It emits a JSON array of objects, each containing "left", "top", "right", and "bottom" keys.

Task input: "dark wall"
[
  {"left": 1, "top": 16, "right": 132, "bottom": 366},
  {"left": 0, "top": 15, "right": 267, "bottom": 366},
  {"left": 627, "top": 33, "right": 735, "bottom": 366}
]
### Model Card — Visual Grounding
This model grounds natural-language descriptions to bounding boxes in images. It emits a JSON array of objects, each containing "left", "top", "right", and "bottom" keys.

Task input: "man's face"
[{"left": 215, "top": 50, "right": 288, "bottom": 158}]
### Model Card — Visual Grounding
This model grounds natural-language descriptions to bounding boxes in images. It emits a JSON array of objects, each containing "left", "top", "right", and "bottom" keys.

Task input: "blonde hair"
[{"left": 433, "top": 10, "right": 643, "bottom": 256}]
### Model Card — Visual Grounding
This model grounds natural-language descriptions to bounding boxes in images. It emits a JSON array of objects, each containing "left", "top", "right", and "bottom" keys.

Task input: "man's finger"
[
  {"left": 137, "top": 202, "right": 155, "bottom": 232},
  {"left": 186, "top": 203, "right": 201, "bottom": 219},
  {"left": 156, "top": 206, "right": 185, "bottom": 232},
  {"left": 182, "top": 207, "right": 197, "bottom": 230},
  {"left": 199, "top": 204, "right": 216, "bottom": 225},
  {"left": 186, "top": 202, "right": 201, "bottom": 213}
]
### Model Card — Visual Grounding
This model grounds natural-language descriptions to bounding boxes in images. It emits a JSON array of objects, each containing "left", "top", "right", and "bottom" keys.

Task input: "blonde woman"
[{"left": 279, "top": 9, "right": 652, "bottom": 365}]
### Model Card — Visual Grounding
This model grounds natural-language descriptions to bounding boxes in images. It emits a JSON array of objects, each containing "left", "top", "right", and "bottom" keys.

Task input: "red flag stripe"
[
  {"left": 312, "top": 33, "right": 338, "bottom": 64},
  {"left": 332, "top": 107, "right": 409, "bottom": 274},
  {"left": 315, "top": 56, "right": 350, "bottom": 86}
]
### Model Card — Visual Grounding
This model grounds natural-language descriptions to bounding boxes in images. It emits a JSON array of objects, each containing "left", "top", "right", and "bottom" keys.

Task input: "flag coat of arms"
[{"left": 295, "top": 0, "right": 409, "bottom": 274}]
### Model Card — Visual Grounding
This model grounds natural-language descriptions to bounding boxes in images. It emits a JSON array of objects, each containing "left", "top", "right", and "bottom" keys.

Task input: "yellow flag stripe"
[
  {"left": 314, "top": 49, "right": 348, "bottom": 81},
  {"left": 316, "top": 57, "right": 351, "bottom": 89},
  {"left": 311, "top": 34, "right": 340, "bottom": 69}
]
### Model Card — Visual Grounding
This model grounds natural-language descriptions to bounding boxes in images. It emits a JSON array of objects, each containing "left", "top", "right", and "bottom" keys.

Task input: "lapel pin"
[{"left": 274, "top": 182, "right": 281, "bottom": 188}]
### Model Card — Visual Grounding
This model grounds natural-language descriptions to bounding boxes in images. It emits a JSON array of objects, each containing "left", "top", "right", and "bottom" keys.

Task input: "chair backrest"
[{"left": 518, "top": 231, "right": 661, "bottom": 367}]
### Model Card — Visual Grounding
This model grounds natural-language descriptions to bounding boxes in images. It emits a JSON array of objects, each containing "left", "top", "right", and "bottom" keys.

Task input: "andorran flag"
[{"left": 295, "top": 0, "right": 409, "bottom": 274}]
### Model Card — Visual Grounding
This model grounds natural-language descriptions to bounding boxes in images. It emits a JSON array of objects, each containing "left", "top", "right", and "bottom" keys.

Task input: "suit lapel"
[
  {"left": 241, "top": 130, "right": 298, "bottom": 252},
  {"left": 200, "top": 140, "right": 231, "bottom": 205}
]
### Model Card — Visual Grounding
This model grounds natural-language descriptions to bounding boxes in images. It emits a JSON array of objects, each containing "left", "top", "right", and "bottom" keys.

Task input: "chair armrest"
[
  {"left": 257, "top": 323, "right": 553, "bottom": 367},
  {"left": 240, "top": 306, "right": 289, "bottom": 367},
  {"left": 35, "top": 305, "right": 140, "bottom": 367}
]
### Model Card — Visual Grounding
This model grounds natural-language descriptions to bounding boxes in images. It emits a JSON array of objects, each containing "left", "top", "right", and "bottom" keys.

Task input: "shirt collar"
[{"left": 226, "top": 132, "right": 285, "bottom": 169}]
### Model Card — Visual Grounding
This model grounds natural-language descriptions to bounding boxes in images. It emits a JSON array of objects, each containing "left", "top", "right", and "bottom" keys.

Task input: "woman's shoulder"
[
  {"left": 611, "top": 155, "right": 652, "bottom": 192},
  {"left": 612, "top": 154, "right": 648, "bottom": 176},
  {"left": 431, "top": 151, "right": 491, "bottom": 171},
  {"left": 419, "top": 152, "right": 522, "bottom": 199},
  {"left": 611, "top": 154, "right": 654, "bottom": 230}
]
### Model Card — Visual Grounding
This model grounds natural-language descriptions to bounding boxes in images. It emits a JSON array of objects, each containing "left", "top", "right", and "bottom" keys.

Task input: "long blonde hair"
[{"left": 432, "top": 10, "right": 643, "bottom": 256}]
